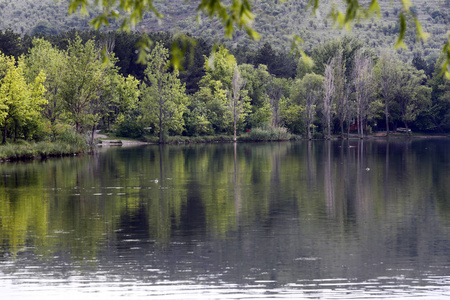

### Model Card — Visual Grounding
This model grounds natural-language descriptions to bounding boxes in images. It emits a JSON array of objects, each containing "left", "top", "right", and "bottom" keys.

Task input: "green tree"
[
  {"left": 229, "top": 65, "right": 250, "bottom": 141},
  {"left": 297, "top": 57, "right": 314, "bottom": 80},
  {"left": 141, "top": 43, "right": 188, "bottom": 143},
  {"left": 59, "top": 36, "right": 117, "bottom": 143},
  {"left": 0, "top": 55, "right": 47, "bottom": 143},
  {"left": 201, "top": 45, "right": 236, "bottom": 89},
  {"left": 239, "top": 63, "right": 271, "bottom": 128},
  {"left": 25, "top": 38, "right": 67, "bottom": 140},
  {"left": 323, "top": 62, "right": 335, "bottom": 140},
  {"left": 109, "top": 74, "right": 141, "bottom": 135},
  {"left": 333, "top": 50, "right": 348, "bottom": 139},
  {"left": 0, "top": 29, "right": 24, "bottom": 58},
  {"left": 193, "top": 46, "right": 237, "bottom": 134},
  {"left": 374, "top": 50, "right": 400, "bottom": 135},
  {"left": 193, "top": 81, "right": 230, "bottom": 134},
  {"left": 291, "top": 73, "right": 324, "bottom": 140},
  {"left": 352, "top": 50, "right": 375, "bottom": 138},
  {"left": 427, "top": 55, "right": 450, "bottom": 132},
  {"left": 267, "top": 76, "right": 287, "bottom": 127},
  {"left": 280, "top": 97, "right": 304, "bottom": 135},
  {"left": 394, "top": 63, "right": 431, "bottom": 133}
]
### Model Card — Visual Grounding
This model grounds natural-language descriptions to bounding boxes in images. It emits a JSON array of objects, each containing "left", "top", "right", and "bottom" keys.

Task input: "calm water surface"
[{"left": 0, "top": 139, "right": 450, "bottom": 299}]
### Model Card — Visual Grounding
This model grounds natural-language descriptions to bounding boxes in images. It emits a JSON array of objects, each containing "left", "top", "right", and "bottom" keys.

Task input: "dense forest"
[
  {"left": 1, "top": 0, "right": 449, "bottom": 62},
  {"left": 0, "top": 28, "right": 448, "bottom": 148}
]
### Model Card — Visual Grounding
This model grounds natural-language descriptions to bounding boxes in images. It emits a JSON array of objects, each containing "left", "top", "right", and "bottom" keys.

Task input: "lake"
[{"left": 0, "top": 138, "right": 450, "bottom": 299}]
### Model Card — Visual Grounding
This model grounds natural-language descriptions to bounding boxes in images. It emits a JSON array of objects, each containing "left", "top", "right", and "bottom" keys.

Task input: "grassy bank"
[
  {"left": 0, "top": 141, "right": 90, "bottom": 161},
  {"left": 134, "top": 126, "right": 301, "bottom": 144},
  {"left": 238, "top": 126, "right": 300, "bottom": 142},
  {"left": 102, "top": 127, "right": 450, "bottom": 146},
  {"left": 112, "top": 134, "right": 300, "bottom": 144}
]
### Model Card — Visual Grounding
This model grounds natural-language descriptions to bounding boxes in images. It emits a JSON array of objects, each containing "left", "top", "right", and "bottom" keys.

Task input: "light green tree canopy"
[
  {"left": 141, "top": 43, "right": 189, "bottom": 143},
  {"left": 0, "top": 55, "right": 47, "bottom": 143},
  {"left": 25, "top": 38, "right": 68, "bottom": 139}
]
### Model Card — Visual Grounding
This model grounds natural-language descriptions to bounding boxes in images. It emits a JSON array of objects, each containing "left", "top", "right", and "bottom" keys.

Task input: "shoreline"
[
  {"left": 97, "top": 133, "right": 450, "bottom": 146},
  {"left": 0, "top": 134, "right": 447, "bottom": 163}
]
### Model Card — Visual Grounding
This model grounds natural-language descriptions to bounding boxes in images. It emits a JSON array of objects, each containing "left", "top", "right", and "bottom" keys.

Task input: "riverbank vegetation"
[{"left": 0, "top": 29, "right": 449, "bottom": 159}]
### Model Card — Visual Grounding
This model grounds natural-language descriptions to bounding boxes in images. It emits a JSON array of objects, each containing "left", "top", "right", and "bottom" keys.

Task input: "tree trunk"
[
  {"left": 2, "top": 120, "right": 8, "bottom": 144},
  {"left": 2, "top": 118, "right": 7, "bottom": 144},
  {"left": 359, "top": 116, "right": 364, "bottom": 139},
  {"left": 233, "top": 119, "right": 237, "bottom": 142},
  {"left": 327, "top": 116, "right": 331, "bottom": 140},
  {"left": 159, "top": 94, "right": 163, "bottom": 144},
  {"left": 346, "top": 119, "right": 350, "bottom": 139},
  {"left": 90, "top": 124, "right": 96, "bottom": 146},
  {"left": 14, "top": 122, "right": 17, "bottom": 142},
  {"left": 159, "top": 119, "right": 163, "bottom": 144},
  {"left": 385, "top": 104, "right": 390, "bottom": 136},
  {"left": 404, "top": 121, "right": 411, "bottom": 137},
  {"left": 307, "top": 122, "right": 311, "bottom": 140}
]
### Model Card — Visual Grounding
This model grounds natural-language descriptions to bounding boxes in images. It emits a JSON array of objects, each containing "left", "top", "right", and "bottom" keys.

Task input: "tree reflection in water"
[{"left": 0, "top": 139, "right": 449, "bottom": 298}]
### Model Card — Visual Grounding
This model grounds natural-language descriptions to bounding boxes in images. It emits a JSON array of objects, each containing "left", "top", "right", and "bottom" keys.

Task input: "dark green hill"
[{"left": 0, "top": 0, "right": 448, "bottom": 62}]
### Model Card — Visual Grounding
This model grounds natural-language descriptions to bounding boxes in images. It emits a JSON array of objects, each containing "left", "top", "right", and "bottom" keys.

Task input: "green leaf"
[
  {"left": 307, "top": 0, "right": 320, "bottom": 14},
  {"left": 400, "top": 0, "right": 412, "bottom": 11},
  {"left": 290, "top": 35, "right": 313, "bottom": 69},
  {"left": 414, "top": 17, "right": 429, "bottom": 43},
  {"left": 171, "top": 34, "right": 198, "bottom": 70},
  {"left": 395, "top": 13, "right": 407, "bottom": 49},
  {"left": 440, "top": 34, "right": 450, "bottom": 78},
  {"left": 368, "top": 0, "right": 380, "bottom": 18},
  {"left": 136, "top": 35, "right": 153, "bottom": 64},
  {"left": 90, "top": 15, "right": 110, "bottom": 29}
]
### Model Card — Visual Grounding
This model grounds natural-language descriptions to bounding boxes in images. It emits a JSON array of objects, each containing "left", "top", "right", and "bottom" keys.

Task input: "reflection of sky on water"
[{"left": 1, "top": 274, "right": 450, "bottom": 299}]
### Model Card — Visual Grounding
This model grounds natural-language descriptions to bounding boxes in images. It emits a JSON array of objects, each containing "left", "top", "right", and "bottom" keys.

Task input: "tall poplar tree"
[
  {"left": 374, "top": 50, "right": 399, "bottom": 135},
  {"left": 353, "top": 51, "right": 375, "bottom": 139},
  {"left": 291, "top": 73, "right": 323, "bottom": 140},
  {"left": 230, "top": 65, "right": 247, "bottom": 141},
  {"left": 323, "top": 61, "right": 335, "bottom": 140}
]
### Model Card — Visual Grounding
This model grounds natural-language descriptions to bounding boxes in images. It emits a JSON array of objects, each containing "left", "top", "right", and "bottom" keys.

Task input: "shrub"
[
  {"left": 238, "top": 126, "right": 294, "bottom": 141},
  {"left": 0, "top": 140, "right": 89, "bottom": 161},
  {"left": 55, "top": 125, "right": 89, "bottom": 152}
]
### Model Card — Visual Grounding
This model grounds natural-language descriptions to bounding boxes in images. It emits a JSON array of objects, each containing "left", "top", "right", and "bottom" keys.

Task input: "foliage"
[
  {"left": 0, "top": 29, "right": 446, "bottom": 153},
  {"left": 280, "top": 97, "right": 304, "bottom": 135},
  {"left": 0, "top": 0, "right": 449, "bottom": 75},
  {"left": 0, "top": 54, "right": 47, "bottom": 143},
  {"left": 394, "top": 63, "right": 431, "bottom": 131},
  {"left": 239, "top": 64, "right": 271, "bottom": 128},
  {"left": 25, "top": 38, "right": 67, "bottom": 140},
  {"left": 373, "top": 50, "right": 400, "bottom": 134},
  {"left": 291, "top": 73, "right": 324, "bottom": 139},
  {"left": 193, "top": 46, "right": 247, "bottom": 136},
  {"left": 60, "top": 36, "right": 107, "bottom": 133},
  {"left": 238, "top": 125, "right": 294, "bottom": 141},
  {"left": 0, "top": 140, "right": 88, "bottom": 160},
  {"left": 141, "top": 43, "right": 189, "bottom": 143},
  {"left": 62, "top": 0, "right": 445, "bottom": 73}
]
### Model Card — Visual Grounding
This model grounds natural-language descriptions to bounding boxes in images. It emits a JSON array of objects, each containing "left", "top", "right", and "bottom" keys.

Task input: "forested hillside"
[
  {"left": 0, "top": 0, "right": 449, "bottom": 62},
  {"left": 0, "top": 0, "right": 448, "bottom": 152}
]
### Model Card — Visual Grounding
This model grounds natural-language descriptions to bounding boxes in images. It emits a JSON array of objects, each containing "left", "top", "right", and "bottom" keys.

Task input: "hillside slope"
[{"left": 0, "top": 0, "right": 448, "bottom": 61}]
